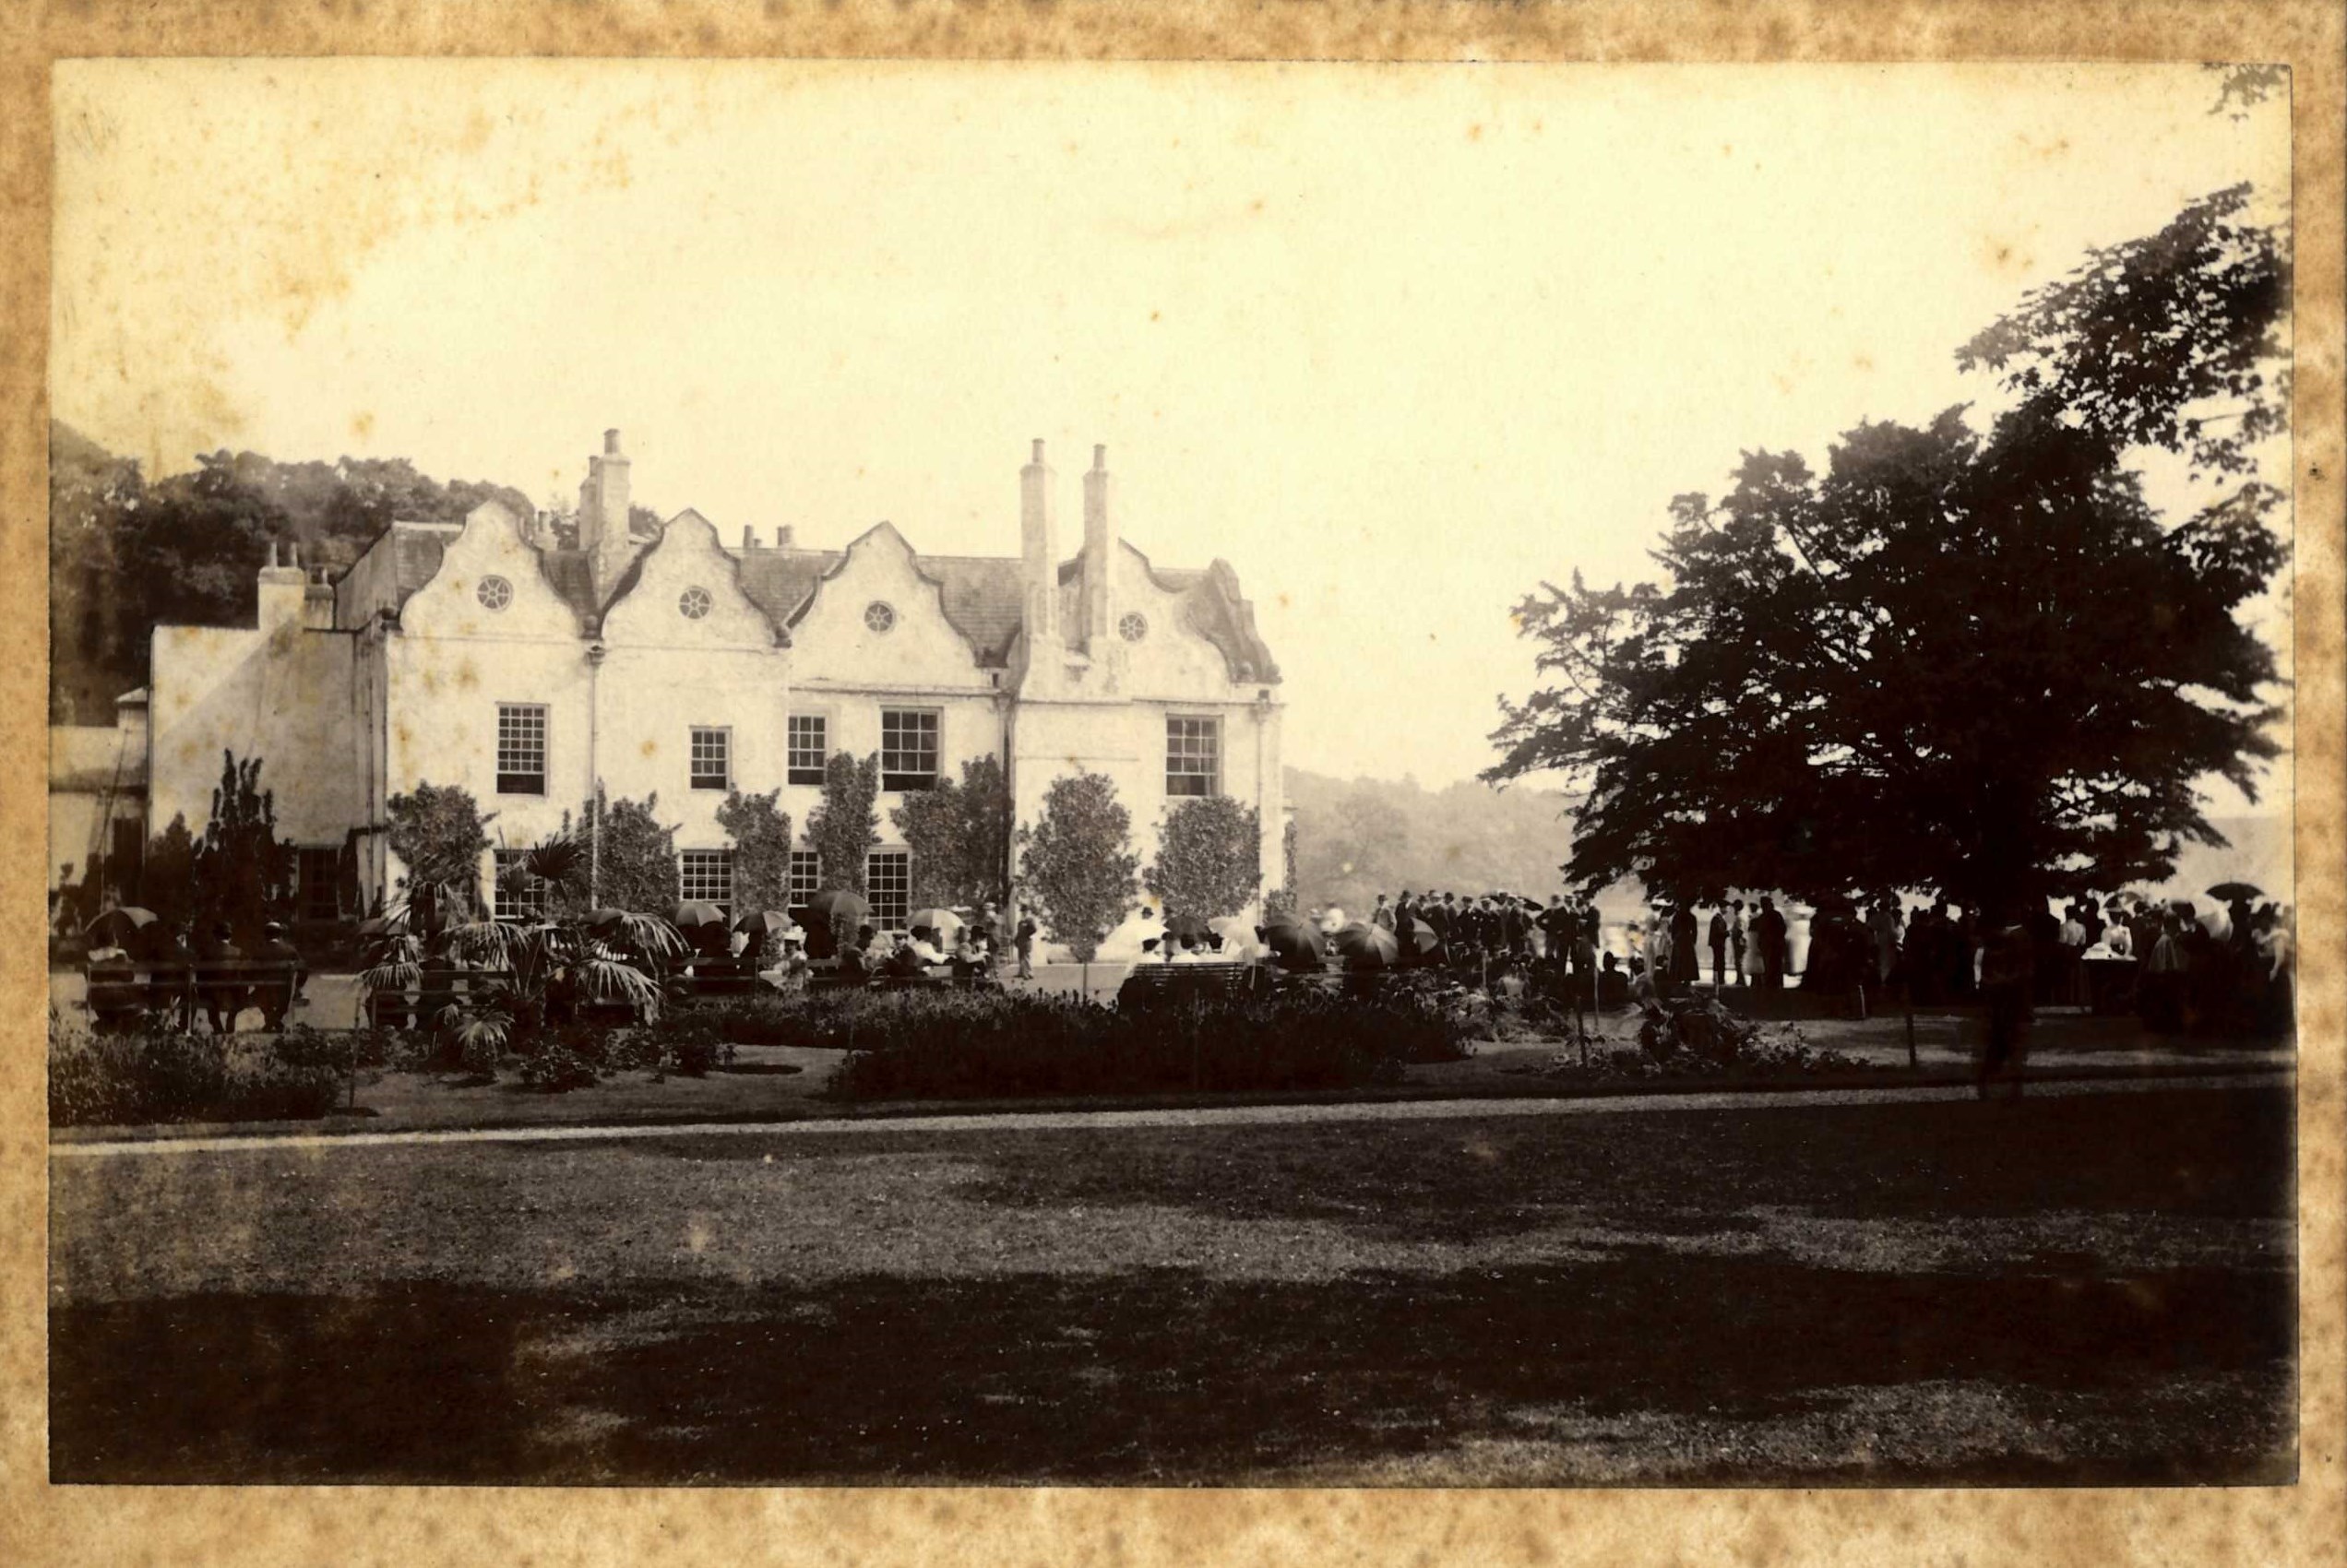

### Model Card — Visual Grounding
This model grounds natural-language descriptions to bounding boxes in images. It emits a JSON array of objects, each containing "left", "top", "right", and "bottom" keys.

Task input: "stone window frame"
[
  {"left": 1166, "top": 713, "right": 1221, "bottom": 798},
  {"left": 866, "top": 849, "right": 911, "bottom": 930},
  {"left": 787, "top": 849, "right": 822, "bottom": 908},
  {"left": 679, "top": 848, "right": 735, "bottom": 912},
  {"left": 495, "top": 703, "right": 548, "bottom": 796},
  {"left": 879, "top": 707, "right": 942, "bottom": 793},
  {"left": 786, "top": 713, "right": 828, "bottom": 787},
  {"left": 688, "top": 725, "right": 732, "bottom": 791}
]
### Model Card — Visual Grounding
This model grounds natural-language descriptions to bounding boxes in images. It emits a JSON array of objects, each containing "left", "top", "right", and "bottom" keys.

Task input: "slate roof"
[
  {"left": 394, "top": 522, "right": 460, "bottom": 599},
  {"left": 359, "top": 513, "right": 1279, "bottom": 682},
  {"left": 50, "top": 725, "right": 145, "bottom": 793}
]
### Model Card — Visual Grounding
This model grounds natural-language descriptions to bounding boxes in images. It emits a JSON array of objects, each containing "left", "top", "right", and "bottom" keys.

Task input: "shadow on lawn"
[{"left": 53, "top": 1249, "right": 2293, "bottom": 1486}]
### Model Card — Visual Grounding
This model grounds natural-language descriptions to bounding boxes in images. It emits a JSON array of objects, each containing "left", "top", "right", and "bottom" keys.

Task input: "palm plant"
[{"left": 357, "top": 834, "right": 682, "bottom": 1070}]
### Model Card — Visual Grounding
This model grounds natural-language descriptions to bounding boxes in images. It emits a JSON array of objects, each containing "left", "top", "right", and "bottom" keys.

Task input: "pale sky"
[{"left": 52, "top": 60, "right": 2293, "bottom": 809}]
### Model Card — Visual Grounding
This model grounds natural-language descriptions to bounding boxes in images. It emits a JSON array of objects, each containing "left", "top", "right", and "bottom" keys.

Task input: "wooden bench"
[
  {"left": 85, "top": 958, "right": 308, "bottom": 1033},
  {"left": 1115, "top": 960, "right": 1264, "bottom": 1010},
  {"left": 363, "top": 968, "right": 518, "bottom": 1029}
]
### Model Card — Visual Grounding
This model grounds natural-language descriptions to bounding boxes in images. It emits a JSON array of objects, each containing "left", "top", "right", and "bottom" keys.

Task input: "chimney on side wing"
[
  {"left": 1079, "top": 444, "right": 1114, "bottom": 651},
  {"left": 256, "top": 540, "right": 306, "bottom": 635},
  {"left": 1020, "top": 439, "right": 1059, "bottom": 653}
]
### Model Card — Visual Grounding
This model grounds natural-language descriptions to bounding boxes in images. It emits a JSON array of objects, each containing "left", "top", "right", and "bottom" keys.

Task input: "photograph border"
[{"left": 1, "top": 4, "right": 2339, "bottom": 1565}]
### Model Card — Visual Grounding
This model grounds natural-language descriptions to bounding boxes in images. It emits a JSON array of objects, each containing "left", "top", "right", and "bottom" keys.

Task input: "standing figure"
[
  {"left": 1977, "top": 913, "right": 2037, "bottom": 1099},
  {"left": 1755, "top": 897, "right": 1789, "bottom": 991},
  {"left": 1708, "top": 905, "right": 1729, "bottom": 989},
  {"left": 1669, "top": 902, "right": 1699, "bottom": 992}
]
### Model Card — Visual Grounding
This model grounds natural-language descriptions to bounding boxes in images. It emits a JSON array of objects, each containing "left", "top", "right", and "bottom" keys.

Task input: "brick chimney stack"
[
  {"left": 1020, "top": 439, "right": 1060, "bottom": 653},
  {"left": 578, "top": 428, "right": 635, "bottom": 591},
  {"left": 1080, "top": 444, "right": 1114, "bottom": 650}
]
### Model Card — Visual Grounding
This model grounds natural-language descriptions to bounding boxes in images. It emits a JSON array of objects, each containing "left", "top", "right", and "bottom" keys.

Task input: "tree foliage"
[
  {"left": 590, "top": 788, "right": 682, "bottom": 913},
  {"left": 718, "top": 789, "right": 795, "bottom": 915},
  {"left": 141, "top": 814, "right": 197, "bottom": 928},
  {"left": 1018, "top": 770, "right": 1141, "bottom": 964},
  {"left": 47, "top": 423, "right": 533, "bottom": 722},
  {"left": 189, "top": 752, "right": 296, "bottom": 936},
  {"left": 1488, "top": 188, "right": 2289, "bottom": 916},
  {"left": 1145, "top": 794, "right": 1263, "bottom": 921},
  {"left": 386, "top": 781, "right": 494, "bottom": 913},
  {"left": 891, "top": 754, "right": 1013, "bottom": 909},
  {"left": 806, "top": 751, "right": 881, "bottom": 895}
]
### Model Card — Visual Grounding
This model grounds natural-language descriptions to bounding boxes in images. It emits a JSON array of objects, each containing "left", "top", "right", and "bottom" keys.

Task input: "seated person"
[
  {"left": 1596, "top": 951, "right": 1631, "bottom": 1009},
  {"left": 908, "top": 926, "right": 947, "bottom": 967},
  {"left": 882, "top": 934, "right": 931, "bottom": 980},
  {"left": 1170, "top": 933, "right": 1209, "bottom": 964},
  {"left": 255, "top": 920, "right": 306, "bottom": 1030},
  {"left": 835, "top": 932, "right": 875, "bottom": 981}
]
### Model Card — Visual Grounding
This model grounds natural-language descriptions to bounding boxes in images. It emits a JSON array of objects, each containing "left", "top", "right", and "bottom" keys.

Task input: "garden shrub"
[
  {"left": 828, "top": 984, "right": 1470, "bottom": 1101},
  {"left": 49, "top": 1024, "right": 342, "bottom": 1126},
  {"left": 518, "top": 1046, "right": 602, "bottom": 1092}
]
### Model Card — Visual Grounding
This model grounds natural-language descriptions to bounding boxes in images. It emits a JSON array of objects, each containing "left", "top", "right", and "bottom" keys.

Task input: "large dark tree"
[{"left": 1488, "top": 186, "right": 2288, "bottom": 917}]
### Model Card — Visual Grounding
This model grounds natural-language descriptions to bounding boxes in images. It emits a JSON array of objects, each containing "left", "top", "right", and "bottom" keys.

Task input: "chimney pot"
[
  {"left": 1031, "top": 438, "right": 1045, "bottom": 464},
  {"left": 288, "top": 541, "right": 301, "bottom": 568},
  {"left": 267, "top": 541, "right": 280, "bottom": 568},
  {"left": 743, "top": 525, "right": 757, "bottom": 551},
  {"left": 605, "top": 429, "right": 623, "bottom": 456},
  {"left": 1093, "top": 445, "right": 1107, "bottom": 471}
]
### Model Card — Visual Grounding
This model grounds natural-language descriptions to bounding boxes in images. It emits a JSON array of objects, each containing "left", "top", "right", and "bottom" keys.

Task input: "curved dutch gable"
[
  {"left": 599, "top": 508, "right": 786, "bottom": 649},
  {"left": 787, "top": 521, "right": 997, "bottom": 690},
  {"left": 395, "top": 501, "right": 579, "bottom": 644}
]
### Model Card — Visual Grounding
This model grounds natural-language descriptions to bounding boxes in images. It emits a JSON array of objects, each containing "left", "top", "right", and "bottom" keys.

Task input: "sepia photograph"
[{"left": 41, "top": 56, "right": 2303, "bottom": 1491}]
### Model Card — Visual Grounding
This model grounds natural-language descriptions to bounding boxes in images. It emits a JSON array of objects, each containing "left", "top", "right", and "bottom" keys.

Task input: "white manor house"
[{"left": 51, "top": 431, "right": 1286, "bottom": 936}]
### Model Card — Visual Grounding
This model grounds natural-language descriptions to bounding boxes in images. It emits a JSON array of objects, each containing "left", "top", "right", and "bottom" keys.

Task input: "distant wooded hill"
[
  {"left": 1284, "top": 769, "right": 1578, "bottom": 912},
  {"left": 1285, "top": 765, "right": 2293, "bottom": 913},
  {"left": 48, "top": 422, "right": 548, "bottom": 724}
]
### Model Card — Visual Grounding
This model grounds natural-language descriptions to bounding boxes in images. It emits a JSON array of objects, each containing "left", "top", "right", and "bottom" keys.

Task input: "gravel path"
[{"left": 49, "top": 1067, "right": 2291, "bottom": 1159}]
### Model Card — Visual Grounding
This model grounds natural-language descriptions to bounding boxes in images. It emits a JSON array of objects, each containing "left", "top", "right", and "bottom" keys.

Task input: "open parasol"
[
  {"left": 2206, "top": 882, "right": 2264, "bottom": 902},
  {"left": 803, "top": 888, "right": 870, "bottom": 925},
  {"left": 1258, "top": 913, "right": 1325, "bottom": 969},
  {"left": 1331, "top": 921, "right": 1400, "bottom": 969},
  {"left": 735, "top": 909, "right": 795, "bottom": 936},
  {"left": 906, "top": 908, "right": 965, "bottom": 942},
  {"left": 1162, "top": 912, "right": 1213, "bottom": 942},
  {"left": 1396, "top": 913, "right": 1442, "bottom": 961},
  {"left": 673, "top": 901, "right": 729, "bottom": 931},
  {"left": 84, "top": 906, "right": 162, "bottom": 956}
]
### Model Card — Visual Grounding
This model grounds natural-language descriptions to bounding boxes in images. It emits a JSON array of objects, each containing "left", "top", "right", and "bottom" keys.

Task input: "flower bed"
[
  {"left": 1496, "top": 1023, "right": 1878, "bottom": 1085},
  {"left": 823, "top": 986, "right": 1471, "bottom": 1100},
  {"left": 49, "top": 1020, "right": 345, "bottom": 1127}
]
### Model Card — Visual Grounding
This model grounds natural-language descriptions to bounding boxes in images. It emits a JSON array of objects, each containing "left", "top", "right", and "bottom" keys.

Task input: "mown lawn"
[{"left": 50, "top": 1085, "right": 2294, "bottom": 1485}]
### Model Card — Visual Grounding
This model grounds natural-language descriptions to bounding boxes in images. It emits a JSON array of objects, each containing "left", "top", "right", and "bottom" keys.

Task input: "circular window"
[
  {"left": 678, "top": 586, "right": 713, "bottom": 620},
  {"left": 1118, "top": 612, "right": 1149, "bottom": 643},
  {"left": 864, "top": 600, "right": 898, "bottom": 635},
  {"left": 476, "top": 576, "right": 513, "bottom": 612}
]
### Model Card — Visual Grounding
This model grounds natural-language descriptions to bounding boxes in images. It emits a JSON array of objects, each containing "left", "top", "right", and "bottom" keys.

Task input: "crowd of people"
[{"left": 1330, "top": 883, "right": 2294, "bottom": 1041}]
